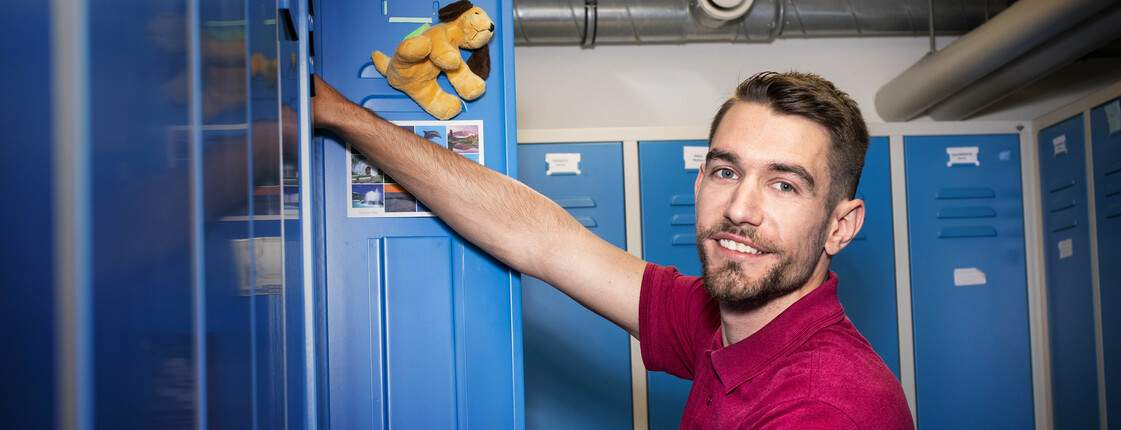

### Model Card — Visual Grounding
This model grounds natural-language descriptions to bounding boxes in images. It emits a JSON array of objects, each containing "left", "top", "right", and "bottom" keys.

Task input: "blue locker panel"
[
  {"left": 905, "top": 134, "right": 1033, "bottom": 429},
  {"left": 831, "top": 137, "right": 901, "bottom": 378},
  {"left": 0, "top": 1, "right": 54, "bottom": 427},
  {"left": 518, "top": 142, "right": 632, "bottom": 429},
  {"left": 638, "top": 140, "right": 707, "bottom": 430},
  {"left": 88, "top": 0, "right": 199, "bottom": 426},
  {"left": 318, "top": 0, "right": 522, "bottom": 428},
  {"left": 1090, "top": 97, "right": 1121, "bottom": 425},
  {"left": 1038, "top": 114, "right": 1099, "bottom": 429}
]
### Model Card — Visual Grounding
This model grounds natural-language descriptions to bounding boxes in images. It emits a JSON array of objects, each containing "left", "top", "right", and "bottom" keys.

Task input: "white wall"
[{"left": 513, "top": 37, "right": 1121, "bottom": 130}]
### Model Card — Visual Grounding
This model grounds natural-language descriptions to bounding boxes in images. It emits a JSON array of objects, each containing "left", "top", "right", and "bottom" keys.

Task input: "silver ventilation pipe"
[
  {"left": 875, "top": 0, "right": 1120, "bottom": 122},
  {"left": 512, "top": 0, "right": 1009, "bottom": 46}
]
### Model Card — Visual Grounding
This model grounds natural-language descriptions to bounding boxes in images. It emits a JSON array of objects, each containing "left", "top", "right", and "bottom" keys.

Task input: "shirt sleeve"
[
  {"left": 638, "top": 263, "right": 717, "bottom": 381},
  {"left": 751, "top": 399, "right": 860, "bottom": 430}
]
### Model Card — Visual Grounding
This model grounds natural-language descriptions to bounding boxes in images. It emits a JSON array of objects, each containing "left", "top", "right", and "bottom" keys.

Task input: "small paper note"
[
  {"left": 1106, "top": 101, "right": 1121, "bottom": 136},
  {"left": 1052, "top": 135, "right": 1068, "bottom": 157},
  {"left": 1058, "top": 238, "right": 1073, "bottom": 259},
  {"left": 947, "top": 146, "right": 980, "bottom": 167},
  {"left": 953, "top": 267, "right": 987, "bottom": 287},
  {"left": 545, "top": 153, "right": 581, "bottom": 175},
  {"left": 683, "top": 146, "right": 708, "bottom": 170}
]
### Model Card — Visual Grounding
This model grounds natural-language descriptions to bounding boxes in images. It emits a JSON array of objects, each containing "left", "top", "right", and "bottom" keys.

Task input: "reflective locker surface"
[
  {"left": 317, "top": 0, "right": 522, "bottom": 428},
  {"left": 905, "top": 134, "right": 1033, "bottom": 428},
  {"left": 518, "top": 142, "right": 633, "bottom": 430},
  {"left": 0, "top": 0, "right": 312, "bottom": 427},
  {"left": 1038, "top": 114, "right": 1099, "bottom": 429}
]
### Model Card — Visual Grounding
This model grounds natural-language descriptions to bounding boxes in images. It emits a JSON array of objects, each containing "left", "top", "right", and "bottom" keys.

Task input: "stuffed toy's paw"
[{"left": 371, "top": 0, "right": 494, "bottom": 120}]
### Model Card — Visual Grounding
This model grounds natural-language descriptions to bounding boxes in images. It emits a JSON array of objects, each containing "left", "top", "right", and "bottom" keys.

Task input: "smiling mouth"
[{"left": 717, "top": 239, "right": 768, "bottom": 255}]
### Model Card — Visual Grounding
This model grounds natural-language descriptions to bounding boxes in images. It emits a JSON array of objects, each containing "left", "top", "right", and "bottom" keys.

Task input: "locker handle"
[
  {"left": 671, "top": 234, "right": 696, "bottom": 245},
  {"left": 1049, "top": 199, "right": 1076, "bottom": 213},
  {"left": 670, "top": 194, "right": 695, "bottom": 206},
  {"left": 935, "top": 187, "right": 995, "bottom": 199},
  {"left": 936, "top": 207, "right": 996, "bottom": 219},
  {"left": 574, "top": 216, "right": 597, "bottom": 228},
  {"left": 1049, "top": 178, "right": 1075, "bottom": 193},
  {"left": 554, "top": 197, "right": 596, "bottom": 208},
  {"left": 937, "top": 226, "right": 997, "bottom": 238},
  {"left": 671, "top": 214, "right": 695, "bottom": 226}
]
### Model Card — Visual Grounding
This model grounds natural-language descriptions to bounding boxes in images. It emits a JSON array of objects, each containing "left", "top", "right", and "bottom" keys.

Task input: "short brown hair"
[{"left": 708, "top": 71, "right": 869, "bottom": 207}]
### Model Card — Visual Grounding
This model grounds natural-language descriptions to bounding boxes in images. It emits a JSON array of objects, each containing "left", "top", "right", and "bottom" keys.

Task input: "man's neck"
[{"left": 719, "top": 266, "right": 831, "bottom": 346}]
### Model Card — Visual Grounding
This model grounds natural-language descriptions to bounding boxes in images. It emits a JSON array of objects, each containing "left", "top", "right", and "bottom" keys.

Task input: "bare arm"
[{"left": 312, "top": 76, "right": 646, "bottom": 337}]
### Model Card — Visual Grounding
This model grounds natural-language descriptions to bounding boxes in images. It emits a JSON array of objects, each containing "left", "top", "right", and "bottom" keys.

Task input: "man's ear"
[
  {"left": 694, "top": 162, "right": 705, "bottom": 199},
  {"left": 824, "top": 198, "right": 865, "bottom": 256}
]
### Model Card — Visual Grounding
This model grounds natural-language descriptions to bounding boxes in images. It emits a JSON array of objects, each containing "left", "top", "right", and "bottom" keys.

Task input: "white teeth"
[{"left": 718, "top": 239, "right": 763, "bottom": 255}]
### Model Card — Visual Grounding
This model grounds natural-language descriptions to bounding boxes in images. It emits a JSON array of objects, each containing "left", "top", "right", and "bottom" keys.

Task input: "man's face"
[{"left": 694, "top": 102, "right": 835, "bottom": 307}]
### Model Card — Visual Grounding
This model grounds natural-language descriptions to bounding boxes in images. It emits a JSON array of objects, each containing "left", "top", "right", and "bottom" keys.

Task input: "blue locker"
[
  {"left": 638, "top": 140, "right": 707, "bottom": 430},
  {"left": 905, "top": 134, "right": 1033, "bottom": 428},
  {"left": 1, "top": 0, "right": 313, "bottom": 426},
  {"left": 518, "top": 142, "right": 632, "bottom": 430},
  {"left": 317, "top": 0, "right": 522, "bottom": 428},
  {"left": 1038, "top": 114, "right": 1100, "bottom": 429},
  {"left": 0, "top": 1, "right": 54, "bottom": 428},
  {"left": 831, "top": 137, "right": 901, "bottom": 379},
  {"left": 1090, "top": 97, "right": 1121, "bottom": 425}
]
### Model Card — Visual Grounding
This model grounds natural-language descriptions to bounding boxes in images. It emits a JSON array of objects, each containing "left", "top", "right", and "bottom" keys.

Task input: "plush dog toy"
[{"left": 371, "top": 0, "right": 494, "bottom": 120}]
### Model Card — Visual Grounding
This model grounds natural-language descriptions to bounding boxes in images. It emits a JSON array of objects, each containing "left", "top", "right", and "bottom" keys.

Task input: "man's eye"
[
  {"left": 772, "top": 182, "right": 795, "bottom": 192},
  {"left": 715, "top": 168, "right": 737, "bottom": 179}
]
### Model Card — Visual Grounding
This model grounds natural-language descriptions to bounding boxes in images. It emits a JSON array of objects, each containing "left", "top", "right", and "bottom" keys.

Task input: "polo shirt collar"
[{"left": 707, "top": 271, "right": 845, "bottom": 394}]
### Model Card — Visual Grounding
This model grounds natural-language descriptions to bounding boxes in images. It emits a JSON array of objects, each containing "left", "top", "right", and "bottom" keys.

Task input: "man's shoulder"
[{"left": 792, "top": 323, "right": 913, "bottom": 428}]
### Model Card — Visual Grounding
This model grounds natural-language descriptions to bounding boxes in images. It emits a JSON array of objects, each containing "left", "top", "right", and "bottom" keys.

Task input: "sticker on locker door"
[
  {"left": 683, "top": 146, "right": 707, "bottom": 170},
  {"left": 947, "top": 147, "right": 980, "bottom": 166}
]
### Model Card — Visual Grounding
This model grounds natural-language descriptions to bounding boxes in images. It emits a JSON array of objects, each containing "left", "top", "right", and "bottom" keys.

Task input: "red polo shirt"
[{"left": 639, "top": 263, "right": 914, "bottom": 429}]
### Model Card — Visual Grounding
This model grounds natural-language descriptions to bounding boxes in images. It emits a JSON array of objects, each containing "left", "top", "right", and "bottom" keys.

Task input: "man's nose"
[{"left": 723, "top": 184, "right": 763, "bottom": 226}]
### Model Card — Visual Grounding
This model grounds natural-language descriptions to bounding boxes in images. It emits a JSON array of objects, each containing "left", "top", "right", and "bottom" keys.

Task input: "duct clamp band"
[{"left": 581, "top": 0, "right": 598, "bottom": 48}]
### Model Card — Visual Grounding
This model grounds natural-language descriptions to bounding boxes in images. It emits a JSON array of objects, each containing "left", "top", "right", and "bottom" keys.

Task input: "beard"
[{"left": 696, "top": 218, "right": 830, "bottom": 309}]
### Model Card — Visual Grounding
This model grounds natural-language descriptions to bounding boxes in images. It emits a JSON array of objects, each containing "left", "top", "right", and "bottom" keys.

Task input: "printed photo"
[
  {"left": 447, "top": 124, "right": 480, "bottom": 154},
  {"left": 351, "top": 153, "right": 383, "bottom": 184},
  {"left": 415, "top": 124, "right": 447, "bottom": 147},
  {"left": 351, "top": 184, "right": 384, "bottom": 209},
  {"left": 383, "top": 184, "right": 418, "bottom": 213}
]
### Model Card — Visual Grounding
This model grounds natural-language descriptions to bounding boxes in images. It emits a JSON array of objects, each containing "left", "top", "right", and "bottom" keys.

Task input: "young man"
[{"left": 312, "top": 71, "right": 913, "bottom": 428}]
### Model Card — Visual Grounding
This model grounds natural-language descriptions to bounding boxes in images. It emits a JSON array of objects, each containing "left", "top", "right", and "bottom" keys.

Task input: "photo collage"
[{"left": 348, "top": 120, "right": 483, "bottom": 217}]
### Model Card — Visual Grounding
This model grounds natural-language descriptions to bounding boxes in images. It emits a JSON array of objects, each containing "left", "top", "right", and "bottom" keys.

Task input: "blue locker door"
[
  {"left": 905, "top": 134, "right": 1033, "bottom": 428},
  {"left": 638, "top": 140, "right": 706, "bottom": 430},
  {"left": 0, "top": 1, "right": 54, "bottom": 428},
  {"left": 831, "top": 137, "right": 901, "bottom": 378},
  {"left": 1090, "top": 97, "right": 1121, "bottom": 426},
  {"left": 318, "top": 0, "right": 522, "bottom": 428},
  {"left": 518, "top": 142, "right": 632, "bottom": 430},
  {"left": 1038, "top": 114, "right": 1099, "bottom": 429}
]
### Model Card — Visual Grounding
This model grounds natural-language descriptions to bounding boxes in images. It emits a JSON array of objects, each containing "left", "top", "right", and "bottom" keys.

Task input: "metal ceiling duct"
[
  {"left": 875, "top": 0, "right": 1121, "bottom": 122},
  {"left": 926, "top": 1, "right": 1121, "bottom": 120},
  {"left": 512, "top": 0, "right": 1011, "bottom": 45}
]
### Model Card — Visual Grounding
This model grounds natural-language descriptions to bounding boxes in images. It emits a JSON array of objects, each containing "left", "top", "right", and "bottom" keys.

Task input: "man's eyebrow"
[
  {"left": 769, "top": 162, "right": 817, "bottom": 194},
  {"left": 705, "top": 148, "right": 739, "bottom": 165}
]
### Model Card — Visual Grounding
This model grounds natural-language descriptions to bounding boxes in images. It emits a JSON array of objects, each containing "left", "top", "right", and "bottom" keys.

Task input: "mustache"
[{"left": 696, "top": 220, "right": 783, "bottom": 254}]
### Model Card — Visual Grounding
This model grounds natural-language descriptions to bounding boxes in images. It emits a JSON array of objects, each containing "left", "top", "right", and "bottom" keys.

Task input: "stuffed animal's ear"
[
  {"left": 439, "top": 0, "right": 474, "bottom": 22},
  {"left": 466, "top": 45, "right": 490, "bottom": 80}
]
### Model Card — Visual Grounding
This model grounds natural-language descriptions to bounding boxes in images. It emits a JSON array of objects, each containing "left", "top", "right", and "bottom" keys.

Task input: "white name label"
[
  {"left": 1052, "top": 135, "right": 1068, "bottom": 157},
  {"left": 947, "top": 146, "right": 980, "bottom": 167},
  {"left": 545, "top": 153, "right": 581, "bottom": 175},
  {"left": 683, "top": 146, "right": 708, "bottom": 170}
]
